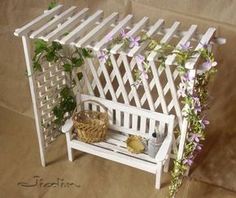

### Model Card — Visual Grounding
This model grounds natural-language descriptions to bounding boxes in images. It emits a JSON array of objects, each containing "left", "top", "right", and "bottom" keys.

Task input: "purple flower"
[
  {"left": 193, "top": 142, "right": 203, "bottom": 151},
  {"left": 136, "top": 54, "right": 145, "bottom": 64},
  {"left": 105, "top": 32, "right": 113, "bottom": 42},
  {"left": 98, "top": 51, "right": 108, "bottom": 63},
  {"left": 200, "top": 41, "right": 209, "bottom": 49},
  {"left": 129, "top": 36, "right": 140, "bottom": 48},
  {"left": 140, "top": 70, "right": 149, "bottom": 80},
  {"left": 189, "top": 133, "right": 201, "bottom": 143},
  {"left": 120, "top": 29, "right": 128, "bottom": 38},
  {"left": 177, "top": 82, "right": 187, "bottom": 97},
  {"left": 183, "top": 156, "right": 194, "bottom": 166},
  {"left": 180, "top": 41, "right": 192, "bottom": 51},
  {"left": 202, "top": 60, "right": 217, "bottom": 71},
  {"left": 182, "top": 71, "right": 195, "bottom": 82},
  {"left": 193, "top": 96, "right": 201, "bottom": 113},
  {"left": 200, "top": 117, "right": 210, "bottom": 129}
]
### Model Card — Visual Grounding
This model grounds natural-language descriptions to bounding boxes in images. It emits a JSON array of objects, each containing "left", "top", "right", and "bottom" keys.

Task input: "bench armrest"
[
  {"left": 155, "top": 136, "right": 172, "bottom": 162},
  {"left": 61, "top": 118, "right": 73, "bottom": 133}
]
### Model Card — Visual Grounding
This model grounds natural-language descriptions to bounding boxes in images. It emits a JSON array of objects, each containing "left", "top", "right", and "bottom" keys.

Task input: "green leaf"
[
  {"left": 63, "top": 63, "right": 72, "bottom": 72},
  {"left": 34, "top": 39, "right": 47, "bottom": 54},
  {"left": 52, "top": 41, "right": 62, "bottom": 51},
  {"left": 71, "top": 58, "right": 84, "bottom": 67},
  {"left": 81, "top": 48, "right": 93, "bottom": 58},
  {"left": 48, "top": 1, "right": 57, "bottom": 10},
  {"left": 33, "top": 61, "right": 42, "bottom": 72},
  {"left": 77, "top": 72, "right": 83, "bottom": 80},
  {"left": 46, "top": 51, "right": 56, "bottom": 62}
]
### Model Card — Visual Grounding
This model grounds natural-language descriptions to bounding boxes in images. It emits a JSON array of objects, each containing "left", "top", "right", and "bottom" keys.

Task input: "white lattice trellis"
[{"left": 14, "top": 5, "right": 223, "bottom": 169}]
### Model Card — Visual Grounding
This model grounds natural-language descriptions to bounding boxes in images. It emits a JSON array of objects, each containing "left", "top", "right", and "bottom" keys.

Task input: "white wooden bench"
[{"left": 62, "top": 94, "right": 175, "bottom": 189}]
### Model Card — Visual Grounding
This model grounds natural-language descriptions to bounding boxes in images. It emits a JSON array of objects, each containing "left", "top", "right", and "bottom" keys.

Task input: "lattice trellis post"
[{"left": 14, "top": 5, "right": 223, "bottom": 167}]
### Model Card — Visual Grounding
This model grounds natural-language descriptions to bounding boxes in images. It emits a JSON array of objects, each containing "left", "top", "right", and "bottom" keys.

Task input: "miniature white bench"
[{"left": 62, "top": 94, "right": 175, "bottom": 189}]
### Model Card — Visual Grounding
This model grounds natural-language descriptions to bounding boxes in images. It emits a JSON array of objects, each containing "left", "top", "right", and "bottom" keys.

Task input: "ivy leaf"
[
  {"left": 77, "top": 72, "right": 83, "bottom": 80},
  {"left": 63, "top": 63, "right": 72, "bottom": 72},
  {"left": 71, "top": 58, "right": 84, "bottom": 67},
  {"left": 34, "top": 39, "right": 47, "bottom": 54},
  {"left": 46, "top": 51, "right": 56, "bottom": 62},
  {"left": 52, "top": 41, "right": 62, "bottom": 51},
  {"left": 60, "top": 86, "right": 72, "bottom": 98},
  {"left": 33, "top": 61, "right": 42, "bottom": 72},
  {"left": 48, "top": 1, "right": 57, "bottom": 10},
  {"left": 81, "top": 48, "right": 93, "bottom": 58}
]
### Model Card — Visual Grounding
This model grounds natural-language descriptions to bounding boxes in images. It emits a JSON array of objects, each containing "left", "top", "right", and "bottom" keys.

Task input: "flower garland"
[{"left": 97, "top": 28, "right": 218, "bottom": 197}]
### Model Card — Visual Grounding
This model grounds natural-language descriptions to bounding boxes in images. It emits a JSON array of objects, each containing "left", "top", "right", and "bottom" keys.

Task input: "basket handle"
[{"left": 78, "top": 99, "right": 108, "bottom": 112}]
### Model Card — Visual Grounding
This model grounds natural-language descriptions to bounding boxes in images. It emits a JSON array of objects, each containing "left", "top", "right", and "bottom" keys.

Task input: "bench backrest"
[{"left": 80, "top": 94, "right": 175, "bottom": 139}]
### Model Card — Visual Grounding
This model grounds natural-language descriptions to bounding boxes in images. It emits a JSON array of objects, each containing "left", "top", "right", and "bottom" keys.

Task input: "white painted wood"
[
  {"left": 147, "top": 21, "right": 181, "bottom": 61},
  {"left": 70, "top": 139, "right": 157, "bottom": 173},
  {"left": 80, "top": 94, "right": 173, "bottom": 123},
  {"left": 60, "top": 10, "right": 104, "bottom": 44},
  {"left": 30, "top": 6, "right": 77, "bottom": 39},
  {"left": 15, "top": 5, "right": 223, "bottom": 182},
  {"left": 94, "top": 14, "right": 133, "bottom": 51},
  {"left": 156, "top": 162, "right": 162, "bottom": 189},
  {"left": 128, "top": 19, "right": 164, "bottom": 57},
  {"left": 165, "top": 25, "right": 197, "bottom": 66},
  {"left": 76, "top": 12, "right": 119, "bottom": 47},
  {"left": 14, "top": 5, "right": 64, "bottom": 37},
  {"left": 185, "top": 28, "right": 216, "bottom": 69},
  {"left": 44, "top": 8, "right": 89, "bottom": 41},
  {"left": 110, "top": 17, "right": 149, "bottom": 54},
  {"left": 22, "top": 36, "right": 46, "bottom": 167}
]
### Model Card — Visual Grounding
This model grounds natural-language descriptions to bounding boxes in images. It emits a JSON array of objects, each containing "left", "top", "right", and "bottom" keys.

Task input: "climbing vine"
[
  {"left": 97, "top": 29, "right": 218, "bottom": 197},
  {"left": 32, "top": 39, "right": 92, "bottom": 126}
]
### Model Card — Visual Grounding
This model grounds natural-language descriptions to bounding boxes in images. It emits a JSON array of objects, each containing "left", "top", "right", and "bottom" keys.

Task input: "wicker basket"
[{"left": 72, "top": 100, "right": 108, "bottom": 143}]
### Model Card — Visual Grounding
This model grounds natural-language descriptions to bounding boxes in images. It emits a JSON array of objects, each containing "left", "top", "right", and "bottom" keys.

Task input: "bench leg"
[
  {"left": 164, "top": 147, "right": 171, "bottom": 173},
  {"left": 155, "top": 162, "right": 162, "bottom": 189},
  {"left": 65, "top": 132, "right": 74, "bottom": 162}
]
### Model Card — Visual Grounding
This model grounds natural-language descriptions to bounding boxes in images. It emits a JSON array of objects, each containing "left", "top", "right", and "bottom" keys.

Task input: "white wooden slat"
[
  {"left": 110, "top": 55, "right": 130, "bottom": 104},
  {"left": 81, "top": 94, "right": 173, "bottom": 123},
  {"left": 128, "top": 19, "right": 164, "bottom": 57},
  {"left": 136, "top": 58, "right": 155, "bottom": 111},
  {"left": 60, "top": 10, "right": 104, "bottom": 44},
  {"left": 123, "top": 112, "right": 130, "bottom": 128},
  {"left": 86, "top": 58, "right": 106, "bottom": 98},
  {"left": 185, "top": 28, "right": 216, "bottom": 69},
  {"left": 81, "top": 66, "right": 95, "bottom": 96},
  {"left": 110, "top": 17, "right": 149, "bottom": 54},
  {"left": 149, "top": 61, "right": 168, "bottom": 114},
  {"left": 76, "top": 12, "right": 119, "bottom": 47},
  {"left": 70, "top": 139, "right": 157, "bottom": 174},
  {"left": 94, "top": 140, "right": 156, "bottom": 163},
  {"left": 149, "top": 119, "right": 156, "bottom": 136},
  {"left": 30, "top": 6, "right": 77, "bottom": 39},
  {"left": 140, "top": 116, "right": 147, "bottom": 134},
  {"left": 165, "top": 65, "right": 183, "bottom": 128},
  {"left": 131, "top": 114, "right": 138, "bottom": 131},
  {"left": 94, "top": 14, "right": 133, "bottom": 51},
  {"left": 121, "top": 54, "right": 141, "bottom": 107},
  {"left": 30, "top": 6, "right": 76, "bottom": 39},
  {"left": 165, "top": 25, "right": 198, "bottom": 66},
  {"left": 21, "top": 36, "right": 46, "bottom": 167},
  {"left": 14, "top": 5, "right": 64, "bottom": 37},
  {"left": 44, "top": 8, "right": 89, "bottom": 41},
  {"left": 96, "top": 51, "right": 118, "bottom": 101},
  {"left": 147, "top": 22, "right": 181, "bottom": 61}
]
